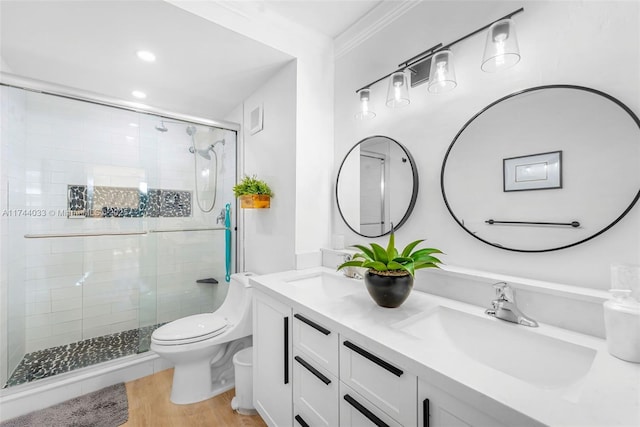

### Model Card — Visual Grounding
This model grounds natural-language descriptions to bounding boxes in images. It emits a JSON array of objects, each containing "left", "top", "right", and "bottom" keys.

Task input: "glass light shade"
[
  {"left": 481, "top": 18, "right": 521, "bottom": 72},
  {"left": 428, "top": 50, "right": 457, "bottom": 94},
  {"left": 355, "top": 89, "right": 376, "bottom": 120},
  {"left": 385, "top": 71, "right": 410, "bottom": 108}
]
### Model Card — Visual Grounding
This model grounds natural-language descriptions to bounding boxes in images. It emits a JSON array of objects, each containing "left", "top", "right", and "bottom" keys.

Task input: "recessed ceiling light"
[
  {"left": 136, "top": 50, "right": 156, "bottom": 62},
  {"left": 131, "top": 90, "right": 146, "bottom": 99}
]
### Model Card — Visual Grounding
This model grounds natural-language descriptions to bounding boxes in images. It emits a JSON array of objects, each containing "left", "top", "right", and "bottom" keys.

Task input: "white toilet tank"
[{"left": 217, "top": 272, "right": 255, "bottom": 340}]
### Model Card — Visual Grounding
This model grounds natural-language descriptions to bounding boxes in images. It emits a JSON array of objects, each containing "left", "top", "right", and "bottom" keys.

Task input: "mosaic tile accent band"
[
  {"left": 68, "top": 185, "right": 191, "bottom": 218},
  {"left": 4, "top": 323, "right": 165, "bottom": 388}
]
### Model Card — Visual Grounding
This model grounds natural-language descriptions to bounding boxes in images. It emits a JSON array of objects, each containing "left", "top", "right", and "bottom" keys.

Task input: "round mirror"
[
  {"left": 337, "top": 136, "right": 419, "bottom": 237},
  {"left": 442, "top": 85, "right": 640, "bottom": 252}
]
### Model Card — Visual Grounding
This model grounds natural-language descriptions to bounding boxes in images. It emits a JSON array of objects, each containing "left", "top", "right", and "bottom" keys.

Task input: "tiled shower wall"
[
  {"left": 1, "top": 86, "right": 27, "bottom": 384},
  {"left": 1, "top": 86, "right": 236, "bottom": 364}
]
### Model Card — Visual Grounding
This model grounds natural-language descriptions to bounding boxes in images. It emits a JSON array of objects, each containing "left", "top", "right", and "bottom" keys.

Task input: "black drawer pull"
[
  {"left": 423, "top": 398, "right": 430, "bottom": 427},
  {"left": 295, "top": 414, "right": 310, "bottom": 427},
  {"left": 294, "top": 313, "right": 331, "bottom": 335},
  {"left": 294, "top": 355, "right": 331, "bottom": 385},
  {"left": 344, "top": 394, "right": 389, "bottom": 427},
  {"left": 343, "top": 341, "right": 403, "bottom": 377},
  {"left": 284, "top": 316, "right": 289, "bottom": 385}
]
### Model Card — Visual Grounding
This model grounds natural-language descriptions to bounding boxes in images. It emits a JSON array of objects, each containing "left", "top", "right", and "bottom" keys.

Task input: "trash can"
[{"left": 231, "top": 346, "right": 257, "bottom": 415}]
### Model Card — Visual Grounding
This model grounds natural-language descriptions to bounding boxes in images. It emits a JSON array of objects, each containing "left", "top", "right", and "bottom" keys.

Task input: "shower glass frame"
[{"left": 0, "top": 73, "right": 239, "bottom": 390}]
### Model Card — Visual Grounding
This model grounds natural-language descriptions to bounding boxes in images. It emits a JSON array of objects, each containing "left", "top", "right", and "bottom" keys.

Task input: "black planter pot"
[{"left": 364, "top": 270, "right": 414, "bottom": 308}]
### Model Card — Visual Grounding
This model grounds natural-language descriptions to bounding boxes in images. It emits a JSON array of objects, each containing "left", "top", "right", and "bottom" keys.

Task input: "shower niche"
[
  {"left": 0, "top": 84, "right": 238, "bottom": 388},
  {"left": 67, "top": 185, "right": 192, "bottom": 218}
]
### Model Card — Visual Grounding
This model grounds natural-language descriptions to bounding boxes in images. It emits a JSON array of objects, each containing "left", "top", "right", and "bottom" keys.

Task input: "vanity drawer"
[
  {"left": 293, "top": 351, "right": 339, "bottom": 427},
  {"left": 340, "top": 338, "right": 417, "bottom": 426},
  {"left": 293, "top": 311, "right": 339, "bottom": 375},
  {"left": 339, "top": 382, "right": 402, "bottom": 427}
]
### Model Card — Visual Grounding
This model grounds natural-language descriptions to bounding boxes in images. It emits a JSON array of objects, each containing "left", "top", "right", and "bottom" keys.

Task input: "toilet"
[{"left": 151, "top": 272, "right": 254, "bottom": 404}]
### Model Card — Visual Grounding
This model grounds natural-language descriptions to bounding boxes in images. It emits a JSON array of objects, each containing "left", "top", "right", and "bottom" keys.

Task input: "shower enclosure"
[{"left": 0, "top": 83, "right": 237, "bottom": 388}]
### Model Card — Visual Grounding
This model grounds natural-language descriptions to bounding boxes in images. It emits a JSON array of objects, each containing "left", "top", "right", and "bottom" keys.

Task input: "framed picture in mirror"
[{"left": 503, "top": 150, "right": 562, "bottom": 192}]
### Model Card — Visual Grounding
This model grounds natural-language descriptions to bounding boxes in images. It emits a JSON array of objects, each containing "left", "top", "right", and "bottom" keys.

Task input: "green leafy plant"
[
  {"left": 337, "top": 227, "right": 442, "bottom": 277},
  {"left": 233, "top": 175, "right": 274, "bottom": 198}
]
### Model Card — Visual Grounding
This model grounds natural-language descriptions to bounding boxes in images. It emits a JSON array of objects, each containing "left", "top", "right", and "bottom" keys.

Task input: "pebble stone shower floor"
[{"left": 4, "top": 323, "right": 165, "bottom": 388}]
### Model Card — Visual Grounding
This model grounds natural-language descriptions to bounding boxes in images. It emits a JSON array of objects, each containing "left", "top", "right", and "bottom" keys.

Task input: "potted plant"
[
  {"left": 337, "top": 227, "right": 443, "bottom": 308},
  {"left": 233, "top": 175, "right": 274, "bottom": 209}
]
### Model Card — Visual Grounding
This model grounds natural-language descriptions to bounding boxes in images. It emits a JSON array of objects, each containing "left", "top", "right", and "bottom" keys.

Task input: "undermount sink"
[
  {"left": 398, "top": 306, "right": 596, "bottom": 389},
  {"left": 284, "top": 272, "right": 360, "bottom": 298}
]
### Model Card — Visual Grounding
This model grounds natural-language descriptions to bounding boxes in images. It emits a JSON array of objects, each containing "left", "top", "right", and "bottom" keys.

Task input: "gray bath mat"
[{"left": 1, "top": 383, "right": 129, "bottom": 427}]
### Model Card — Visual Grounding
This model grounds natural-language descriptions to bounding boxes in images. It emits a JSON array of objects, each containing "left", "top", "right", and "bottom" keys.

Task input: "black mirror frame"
[
  {"left": 336, "top": 135, "right": 419, "bottom": 238},
  {"left": 441, "top": 84, "right": 640, "bottom": 253}
]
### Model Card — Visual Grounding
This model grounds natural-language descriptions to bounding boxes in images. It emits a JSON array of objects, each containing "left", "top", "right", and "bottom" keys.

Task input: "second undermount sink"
[{"left": 397, "top": 306, "right": 596, "bottom": 389}]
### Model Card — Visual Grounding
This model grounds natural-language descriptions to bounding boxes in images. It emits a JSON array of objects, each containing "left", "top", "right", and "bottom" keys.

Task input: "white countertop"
[{"left": 250, "top": 267, "right": 640, "bottom": 427}]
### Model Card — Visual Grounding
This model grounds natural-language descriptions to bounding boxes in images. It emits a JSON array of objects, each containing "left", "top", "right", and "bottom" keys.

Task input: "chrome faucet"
[
  {"left": 339, "top": 254, "right": 362, "bottom": 279},
  {"left": 485, "top": 282, "right": 538, "bottom": 327}
]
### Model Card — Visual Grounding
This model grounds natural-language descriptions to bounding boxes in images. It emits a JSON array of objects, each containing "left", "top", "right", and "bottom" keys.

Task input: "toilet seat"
[{"left": 152, "top": 314, "right": 229, "bottom": 345}]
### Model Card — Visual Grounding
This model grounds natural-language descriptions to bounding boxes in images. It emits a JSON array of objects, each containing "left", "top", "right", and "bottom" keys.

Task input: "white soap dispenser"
[{"left": 603, "top": 289, "right": 640, "bottom": 363}]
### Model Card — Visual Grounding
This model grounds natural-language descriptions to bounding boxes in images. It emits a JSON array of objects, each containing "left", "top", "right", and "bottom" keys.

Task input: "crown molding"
[{"left": 334, "top": 0, "right": 422, "bottom": 60}]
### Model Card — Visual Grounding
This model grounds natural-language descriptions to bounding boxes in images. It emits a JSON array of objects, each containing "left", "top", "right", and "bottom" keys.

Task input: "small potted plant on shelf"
[
  {"left": 233, "top": 175, "right": 274, "bottom": 209},
  {"left": 337, "top": 226, "right": 443, "bottom": 308}
]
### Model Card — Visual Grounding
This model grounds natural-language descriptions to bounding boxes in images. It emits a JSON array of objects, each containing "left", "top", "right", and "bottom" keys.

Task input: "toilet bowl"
[{"left": 151, "top": 272, "right": 254, "bottom": 404}]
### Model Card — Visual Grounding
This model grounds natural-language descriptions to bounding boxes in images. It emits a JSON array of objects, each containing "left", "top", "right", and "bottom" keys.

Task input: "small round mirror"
[{"left": 336, "top": 135, "right": 419, "bottom": 237}]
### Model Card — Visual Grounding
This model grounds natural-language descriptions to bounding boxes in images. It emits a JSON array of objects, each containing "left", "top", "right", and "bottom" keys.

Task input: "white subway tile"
[
  {"left": 51, "top": 320, "right": 82, "bottom": 336},
  {"left": 50, "top": 308, "right": 82, "bottom": 323},
  {"left": 50, "top": 286, "right": 82, "bottom": 302},
  {"left": 26, "top": 301, "right": 51, "bottom": 315},
  {"left": 51, "top": 297, "right": 82, "bottom": 312},
  {"left": 26, "top": 324, "right": 52, "bottom": 340},
  {"left": 26, "top": 313, "right": 52, "bottom": 329}
]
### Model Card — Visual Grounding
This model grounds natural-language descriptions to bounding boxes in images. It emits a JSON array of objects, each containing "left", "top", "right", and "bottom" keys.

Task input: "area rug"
[{"left": 1, "top": 382, "right": 129, "bottom": 427}]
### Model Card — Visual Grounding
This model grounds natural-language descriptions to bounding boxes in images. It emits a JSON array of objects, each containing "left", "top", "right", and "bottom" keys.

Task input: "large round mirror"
[
  {"left": 337, "top": 136, "right": 419, "bottom": 237},
  {"left": 442, "top": 85, "right": 640, "bottom": 252}
]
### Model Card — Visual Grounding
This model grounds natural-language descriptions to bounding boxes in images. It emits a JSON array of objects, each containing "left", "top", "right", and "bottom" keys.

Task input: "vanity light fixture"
[
  {"left": 355, "top": 7, "right": 524, "bottom": 118},
  {"left": 481, "top": 19, "right": 521, "bottom": 72},
  {"left": 355, "top": 88, "right": 376, "bottom": 120},
  {"left": 386, "top": 70, "right": 410, "bottom": 107},
  {"left": 428, "top": 50, "right": 457, "bottom": 94}
]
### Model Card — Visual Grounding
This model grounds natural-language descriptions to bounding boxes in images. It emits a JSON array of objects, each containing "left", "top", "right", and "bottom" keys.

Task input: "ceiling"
[
  {"left": 0, "top": 0, "right": 381, "bottom": 121},
  {"left": 257, "top": 0, "right": 382, "bottom": 39}
]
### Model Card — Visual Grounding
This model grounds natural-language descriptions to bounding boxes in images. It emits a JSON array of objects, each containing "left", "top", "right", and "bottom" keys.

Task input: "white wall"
[
  {"left": 226, "top": 62, "right": 298, "bottom": 274},
  {"left": 333, "top": 0, "right": 640, "bottom": 290},
  {"left": 168, "top": 0, "right": 334, "bottom": 269}
]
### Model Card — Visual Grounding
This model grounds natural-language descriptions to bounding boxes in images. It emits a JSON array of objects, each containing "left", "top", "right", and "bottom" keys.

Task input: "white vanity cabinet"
[
  {"left": 254, "top": 288, "right": 512, "bottom": 427},
  {"left": 340, "top": 336, "right": 417, "bottom": 426},
  {"left": 292, "top": 311, "right": 340, "bottom": 427},
  {"left": 340, "top": 382, "right": 403, "bottom": 427},
  {"left": 253, "top": 291, "right": 293, "bottom": 427},
  {"left": 418, "top": 378, "right": 510, "bottom": 427}
]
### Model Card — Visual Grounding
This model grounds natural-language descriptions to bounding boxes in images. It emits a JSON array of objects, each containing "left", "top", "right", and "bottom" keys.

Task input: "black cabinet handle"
[
  {"left": 295, "top": 414, "right": 310, "bottom": 427},
  {"left": 294, "top": 313, "right": 331, "bottom": 335},
  {"left": 423, "top": 398, "right": 430, "bottom": 427},
  {"left": 284, "top": 316, "right": 289, "bottom": 385},
  {"left": 294, "top": 355, "right": 331, "bottom": 385},
  {"left": 344, "top": 394, "right": 389, "bottom": 427},
  {"left": 343, "top": 341, "right": 403, "bottom": 377}
]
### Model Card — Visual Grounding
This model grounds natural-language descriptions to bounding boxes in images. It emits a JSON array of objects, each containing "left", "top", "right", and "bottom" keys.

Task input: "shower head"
[
  {"left": 155, "top": 121, "right": 169, "bottom": 132},
  {"left": 196, "top": 148, "right": 211, "bottom": 160},
  {"left": 186, "top": 125, "right": 197, "bottom": 136},
  {"left": 189, "top": 145, "right": 212, "bottom": 160},
  {"left": 188, "top": 139, "right": 224, "bottom": 160}
]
